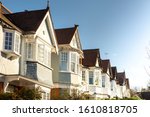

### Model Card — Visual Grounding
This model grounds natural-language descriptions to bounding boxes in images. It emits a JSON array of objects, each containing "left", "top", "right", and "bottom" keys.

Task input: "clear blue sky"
[{"left": 2, "top": 0, "right": 150, "bottom": 89}]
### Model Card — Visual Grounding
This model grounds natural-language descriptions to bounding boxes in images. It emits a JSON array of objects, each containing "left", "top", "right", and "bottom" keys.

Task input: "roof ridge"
[
  {"left": 5, "top": 8, "right": 48, "bottom": 15},
  {"left": 83, "top": 48, "right": 99, "bottom": 51},
  {"left": 55, "top": 26, "right": 76, "bottom": 30}
]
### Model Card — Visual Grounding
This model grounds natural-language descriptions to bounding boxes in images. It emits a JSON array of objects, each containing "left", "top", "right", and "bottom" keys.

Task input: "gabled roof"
[
  {"left": 117, "top": 72, "right": 126, "bottom": 86},
  {"left": 101, "top": 59, "right": 113, "bottom": 78},
  {"left": 4, "top": 8, "right": 49, "bottom": 34},
  {"left": 111, "top": 66, "right": 117, "bottom": 80},
  {"left": 0, "top": 3, "right": 21, "bottom": 32},
  {"left": 55, "top": 25, "right": 78, "bottom": 44},
  {"left": 101, "top": 59, "right": 110, "bottom": 73},
  {"left": 82, "top": 49, "right": 101, "bottom": 67}
]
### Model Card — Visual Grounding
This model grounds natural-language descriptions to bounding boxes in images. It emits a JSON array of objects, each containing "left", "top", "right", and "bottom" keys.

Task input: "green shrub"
[{"left": 0, "top": 87, "right": 41, "bottom": 100}]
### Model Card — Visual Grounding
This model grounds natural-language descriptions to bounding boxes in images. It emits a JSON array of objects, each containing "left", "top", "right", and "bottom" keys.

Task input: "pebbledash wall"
[{"left": 0, "top": 3, "right": 131, "bottom": 100}]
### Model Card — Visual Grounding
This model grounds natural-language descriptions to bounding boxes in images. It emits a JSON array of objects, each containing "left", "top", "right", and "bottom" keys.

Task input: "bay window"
[
  {"left": 59, "top": 52, "right": 80, "bottom": 73},
  {"left": 3, "top": 30, "right": 21, "bottom": 59}
]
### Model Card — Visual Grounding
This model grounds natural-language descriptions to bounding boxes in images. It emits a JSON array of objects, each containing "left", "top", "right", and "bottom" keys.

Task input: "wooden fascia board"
[{"left": 1, "top": 14, "right": 22, "bottom": 33}]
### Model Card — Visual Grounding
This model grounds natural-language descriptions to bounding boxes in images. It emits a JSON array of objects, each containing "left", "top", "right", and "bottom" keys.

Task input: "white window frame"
[
  {"left": 38, "top": 44, "right": 44, "bottom": 63},
  {"left": 14, "top": 34, "right": 20, "bottom": 53},
  {"left": 82, "top": 71, "right": 86, "bottom": 81},
  {"left": 111, "top": 81, "right": 113, "bottom": 91},
  {"left": 60, "top": 52, "right": 68, "bottom": 71},
  {"left": 4, "top": 32, "right": 13, "bottom": 50},
  {"left": 89, "top": 71, "right": 94, "bottom": 85},
  {"left": 95, "top": 71, "right": 99, "bottom": 85},
  {"left": 71, "top": 53, "right": 76, "bottom": 73},
  {"left": 102, "top": 76, "right": 105, "bottom": 88},
  {"left": 26, "top": 43, "right": 33, "bottom": 60}
]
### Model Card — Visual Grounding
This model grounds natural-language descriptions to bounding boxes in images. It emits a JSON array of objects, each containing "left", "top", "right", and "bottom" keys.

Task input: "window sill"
[
  {"left": 1, "top": 50, "right": 21, "bottom": 60},
  {"left": 59, "top": 71, "right": 79, "bottom": 75},
  {"left": 26, "top": 60, "right": 53, "bottom": 70}
]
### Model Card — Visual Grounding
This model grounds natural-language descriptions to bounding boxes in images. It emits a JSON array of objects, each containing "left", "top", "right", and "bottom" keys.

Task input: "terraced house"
[
  {"left": 0, "top": 2, "right": 131, "bottom": 100},
  {"left": 117, "top": 72, "right": 131, "bottom": 98},
  {"left": 51, "top": 25, "right": 83, "bottom": 96},
  {"left": 82, "top": 49, "right": 102, "bottom": 99},
  {"left": 0, "top": 3, "right": 58, "bottom": 99}
]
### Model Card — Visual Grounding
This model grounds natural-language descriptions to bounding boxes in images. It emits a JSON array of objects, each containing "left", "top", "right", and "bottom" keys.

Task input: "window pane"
[
  {"left": 15, "top": 34, "right": 20, "bottom": 53},
  {"left": 60, "top": 52, "right": 68, "bottom": 71},
  {"left": 82, "top": 71, "right": 85, "bottom": 81},
  {"left": 102, "top": 76, "right": 105, "bottom": 87},
  {"left": 27, "top": 43, "right": 33, "bottom": 59},
  {"left": 95, "top": 72, "right": 99, "bottom": 85},
  {"left": 5, "top": 32, "right": 13, "bottom": 50},
  {"left": 71, "top": 53, "right": 76, "bottom": 72},
  {"left": 89, "top": 71, "right": 93, "bottom": 84}
]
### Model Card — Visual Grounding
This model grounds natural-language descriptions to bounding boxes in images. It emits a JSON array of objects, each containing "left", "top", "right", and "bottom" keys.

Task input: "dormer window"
[{"left": 3, "top": 29, "right": 21, "bottom": 59}]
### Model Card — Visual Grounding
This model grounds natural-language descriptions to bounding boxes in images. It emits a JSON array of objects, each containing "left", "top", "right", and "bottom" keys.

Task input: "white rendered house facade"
[{"left": 0, "top": 3, "right": 58, "bottom": 100}]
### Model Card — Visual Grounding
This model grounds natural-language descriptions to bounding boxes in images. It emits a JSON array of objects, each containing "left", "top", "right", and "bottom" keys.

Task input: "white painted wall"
[
  {"left": 0, "top": 25, "right": 19, "bottom": 75},
  {"left": 110, "top": 80, "right": 117, "bottom": 98},
  {"left": 36, "top": 18, "right": 52, "bottom": 45},
  {"left": 101, "top": 73, "right": 111, "bottom": 97}
]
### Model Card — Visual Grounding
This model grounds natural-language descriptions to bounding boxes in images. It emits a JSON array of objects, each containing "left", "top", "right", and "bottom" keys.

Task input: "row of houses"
[{"left": 0, "top": 3, "right": 130, "bottom": 99}]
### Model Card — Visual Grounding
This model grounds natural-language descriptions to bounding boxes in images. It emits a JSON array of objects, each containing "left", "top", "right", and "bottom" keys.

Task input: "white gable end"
[
  {"left": 35, "top": 11, "right": 58, "bottom": 53},
  {"left": 70, "top": 35, "right": 77, "bottom": 48},
  {"left": 70, "top": 30, "right": 82, "bottom": 50},
  {"left": 36, "top": 17, "right": 52, "bottom": 45}
]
